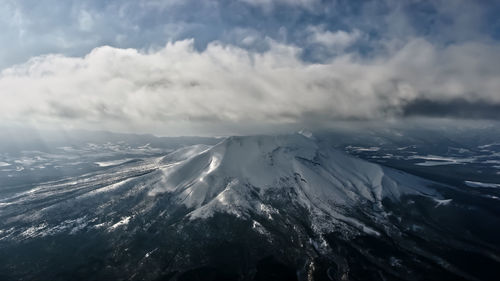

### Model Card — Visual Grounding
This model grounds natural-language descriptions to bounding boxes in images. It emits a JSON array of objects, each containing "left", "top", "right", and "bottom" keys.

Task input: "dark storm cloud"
[{"left": 402, "top": 98, "right": 500, "bottom": 120}]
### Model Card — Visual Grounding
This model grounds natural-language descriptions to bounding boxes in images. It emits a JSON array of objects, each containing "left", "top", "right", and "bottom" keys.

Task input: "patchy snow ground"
[{"left": 465, "top": 180, "right": 500, "bottom": 189}]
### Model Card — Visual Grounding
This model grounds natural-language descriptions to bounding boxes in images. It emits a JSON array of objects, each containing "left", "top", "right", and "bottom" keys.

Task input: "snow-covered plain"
[{"left": 465, "top": 180, "right": 500, "bottom": 189}]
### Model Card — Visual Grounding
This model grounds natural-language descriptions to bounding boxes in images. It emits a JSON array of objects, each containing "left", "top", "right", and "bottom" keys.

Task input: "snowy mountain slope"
[{"left": 150, "top": 134, "right": 439, "bottom": 232}]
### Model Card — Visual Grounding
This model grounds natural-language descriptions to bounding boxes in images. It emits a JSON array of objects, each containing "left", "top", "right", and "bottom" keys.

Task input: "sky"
[{"left": 1, "top": 0, "right": 500, "bottom": 136}]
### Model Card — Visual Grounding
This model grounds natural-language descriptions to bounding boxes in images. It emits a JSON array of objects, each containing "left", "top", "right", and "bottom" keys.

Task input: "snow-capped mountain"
[
  {"left": 0, "top": 134, "right": 499, "bottom": 280},
  {"left": 152, "top": 134, "right": 437, "bottom": 231}
]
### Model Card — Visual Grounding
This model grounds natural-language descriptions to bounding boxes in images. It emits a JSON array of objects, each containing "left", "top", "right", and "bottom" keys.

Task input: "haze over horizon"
[{"left": 1, "top": 0, "right": 500, "bottom": 136}]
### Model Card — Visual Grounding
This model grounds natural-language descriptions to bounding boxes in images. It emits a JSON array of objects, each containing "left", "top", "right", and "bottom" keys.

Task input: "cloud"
[
  {"left": 241, "top": 0, "right": 319, "bottom": 9},
  {"left": 2, "top": 0, "right": 499, "bottom": 72},
  {"left": 78, "top": 10, "right": 95, "bottom": 32},
  {"left": 1, "top": 37, "right": 499, "bottom": 135},
  {"left": 307, "top": 26, "right": 362, "bottom": 50}
]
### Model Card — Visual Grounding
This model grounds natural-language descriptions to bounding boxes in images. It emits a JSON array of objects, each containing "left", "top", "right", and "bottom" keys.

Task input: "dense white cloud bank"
[{"left": 1, "top": 38, "right": 499, "bottom": 135}]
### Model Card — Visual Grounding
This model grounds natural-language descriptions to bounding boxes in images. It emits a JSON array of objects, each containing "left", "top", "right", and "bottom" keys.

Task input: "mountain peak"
[{"left": 151, "top": 134, "right": 438, "bottom": 230}]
